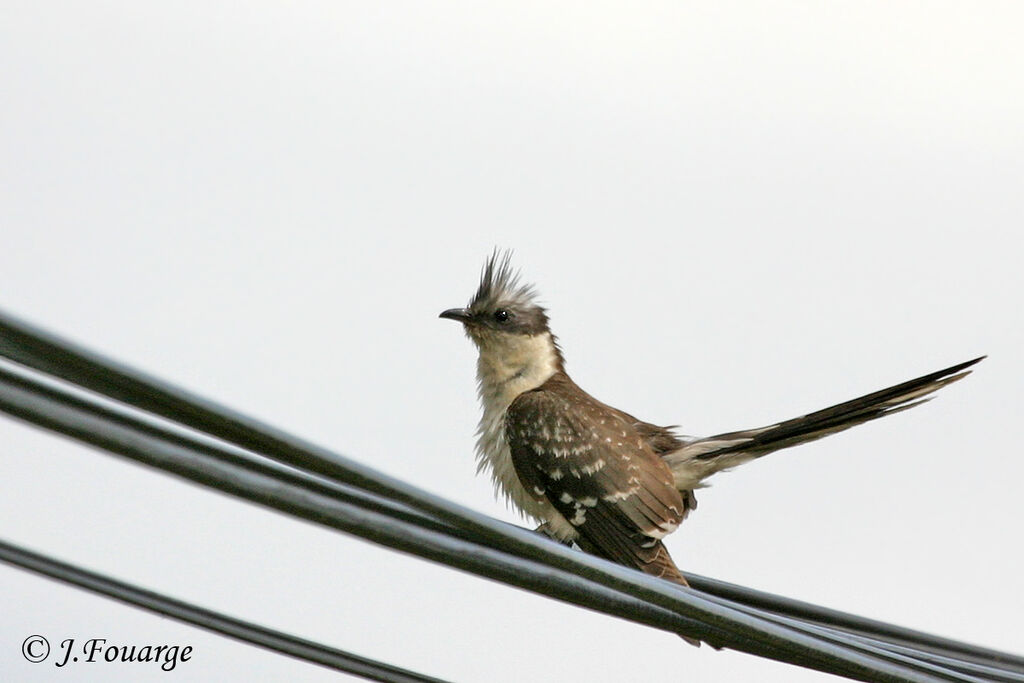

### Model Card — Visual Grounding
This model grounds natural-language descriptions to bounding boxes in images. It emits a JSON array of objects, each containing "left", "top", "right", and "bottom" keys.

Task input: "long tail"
[{"left": 663, "top": 356, "right": 984, "bottom": 491}]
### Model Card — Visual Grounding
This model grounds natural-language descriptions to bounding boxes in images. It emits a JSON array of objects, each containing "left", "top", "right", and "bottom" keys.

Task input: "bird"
[{"left": 439, "top": 250, "right": 982, "bottom": 621}]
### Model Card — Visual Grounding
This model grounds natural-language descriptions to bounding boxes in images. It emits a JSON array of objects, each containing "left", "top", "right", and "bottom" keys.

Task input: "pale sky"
[{"left": 1, "top": 3, "right": 1022, "bottom": 681}]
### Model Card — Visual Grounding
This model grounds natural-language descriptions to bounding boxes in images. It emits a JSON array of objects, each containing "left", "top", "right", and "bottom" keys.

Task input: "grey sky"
[{"left": 1, "top": 3, "right": 1022, "bottom": 681}]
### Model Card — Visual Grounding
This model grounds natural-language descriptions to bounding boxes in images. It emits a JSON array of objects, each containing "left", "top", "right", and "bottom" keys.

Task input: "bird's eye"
[{"left": 493, "top": 309, "right": 510, "bottom": 323}]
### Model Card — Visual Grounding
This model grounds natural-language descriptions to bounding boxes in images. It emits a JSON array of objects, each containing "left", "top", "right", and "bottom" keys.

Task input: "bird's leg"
[{"left": 534, "top": 522, "right": 575, "bottom": 546}]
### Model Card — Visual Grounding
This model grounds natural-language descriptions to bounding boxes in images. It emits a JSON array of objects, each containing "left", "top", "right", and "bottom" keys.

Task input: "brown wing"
[{"left": 505, "top": 375, "right": 689, "bottom": 583}]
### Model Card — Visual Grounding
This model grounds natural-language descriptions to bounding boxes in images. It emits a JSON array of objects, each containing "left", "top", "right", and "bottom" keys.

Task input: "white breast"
[{"left": 473, "top": 332, "right": 578, "bottom": 541}]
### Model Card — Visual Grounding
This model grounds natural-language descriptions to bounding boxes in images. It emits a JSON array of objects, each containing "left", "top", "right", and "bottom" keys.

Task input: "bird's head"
[{"left": 440, "top": 250, "right": 563, "bottom": 388}]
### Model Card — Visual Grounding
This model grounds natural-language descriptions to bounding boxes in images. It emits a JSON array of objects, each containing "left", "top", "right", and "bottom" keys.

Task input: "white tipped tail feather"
[{"left": 663, "top": 357, "right": 984, "bottom": 491}]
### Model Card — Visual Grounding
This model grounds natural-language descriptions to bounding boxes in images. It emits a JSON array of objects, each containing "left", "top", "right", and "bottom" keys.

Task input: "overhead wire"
[
  {"left": 1, "top": 309, "right": 1020, "bottom": 682},
  {"left": 0, "top": 540, "right": 449, "bottom": 683}
]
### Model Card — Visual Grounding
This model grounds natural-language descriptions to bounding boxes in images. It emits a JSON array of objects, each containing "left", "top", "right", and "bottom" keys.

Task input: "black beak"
[{"left": 439, "top": 308, "right": 473, "bottom": 323}]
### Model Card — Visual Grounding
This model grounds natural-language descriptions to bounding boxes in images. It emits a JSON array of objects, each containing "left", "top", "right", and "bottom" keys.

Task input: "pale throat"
[{"left": 474, "top": 331, "right": 560, "bottom": 410}]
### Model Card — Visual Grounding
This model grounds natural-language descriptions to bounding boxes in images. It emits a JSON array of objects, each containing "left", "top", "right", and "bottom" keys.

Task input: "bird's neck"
[{"left": 475, "top": 332, "right": 562, "bottom": 418}]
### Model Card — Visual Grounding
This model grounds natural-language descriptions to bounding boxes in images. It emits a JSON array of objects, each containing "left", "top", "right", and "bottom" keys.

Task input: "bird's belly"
[{"left": 477, "top": 422, "right": 578, "bottom": 542}]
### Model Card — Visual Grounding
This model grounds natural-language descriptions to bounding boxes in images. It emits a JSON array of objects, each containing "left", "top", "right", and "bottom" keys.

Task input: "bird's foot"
[{"left": 533, "top": 522, "right": 575, "bottom": 546}]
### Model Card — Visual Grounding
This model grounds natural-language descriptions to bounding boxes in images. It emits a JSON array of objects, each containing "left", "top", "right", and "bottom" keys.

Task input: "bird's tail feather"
[{"left": 663, "top": 356, "right": 984, "bottom": 491}]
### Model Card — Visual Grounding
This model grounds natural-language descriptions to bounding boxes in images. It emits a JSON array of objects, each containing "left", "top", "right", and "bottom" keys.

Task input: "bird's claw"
[{"left": 533, "top": 522, "right": 574, "bottom": 546}]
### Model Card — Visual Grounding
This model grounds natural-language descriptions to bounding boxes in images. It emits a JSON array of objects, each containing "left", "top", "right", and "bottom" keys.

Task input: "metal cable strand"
[
  {"left": 0, "top": 365, "right": 984, "bottom": 683},
  {"left": 1, "top": 310, "right": 1020, "bottom": 681},
  {"left": 0, "top": 540, "right": 449, "bottom": 683}
]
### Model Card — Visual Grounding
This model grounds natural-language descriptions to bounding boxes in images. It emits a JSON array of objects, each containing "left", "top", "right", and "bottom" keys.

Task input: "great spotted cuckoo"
[{"left": 440, "top": 251, "right": 981, "bottom": 617}]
